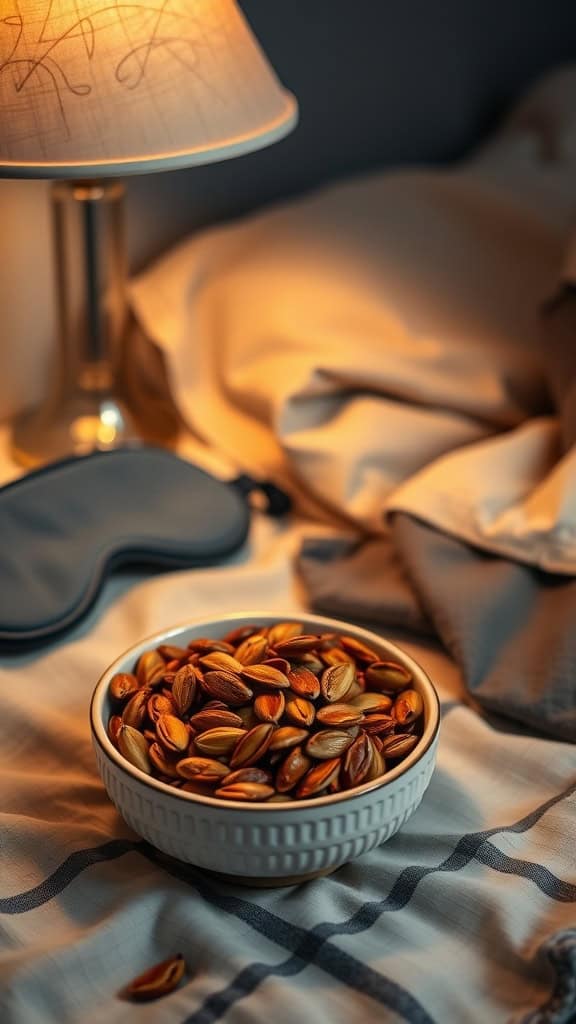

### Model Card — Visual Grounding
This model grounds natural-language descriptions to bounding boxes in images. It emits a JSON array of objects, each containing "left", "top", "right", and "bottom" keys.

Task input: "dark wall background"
[{"left": 126, "top": 1, "right": 576, "bottom": 271}]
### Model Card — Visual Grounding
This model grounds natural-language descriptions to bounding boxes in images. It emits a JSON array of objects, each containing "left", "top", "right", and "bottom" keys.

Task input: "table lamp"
[{"left": 0, "top": 0, "right": 297, "bottom": 466}]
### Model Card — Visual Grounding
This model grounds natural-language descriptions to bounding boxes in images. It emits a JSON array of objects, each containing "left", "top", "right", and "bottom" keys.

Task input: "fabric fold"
[
  {"left": 298, "top": 512, "right": 576, "bottom": 742},
  {"left": 391, "top": 513, "right": 576, "bottom": 743}
]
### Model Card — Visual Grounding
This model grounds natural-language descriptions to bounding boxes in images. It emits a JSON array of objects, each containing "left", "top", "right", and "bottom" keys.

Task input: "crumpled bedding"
[{"left": 131, "top": 67, "right": 576, "bottom": 570}]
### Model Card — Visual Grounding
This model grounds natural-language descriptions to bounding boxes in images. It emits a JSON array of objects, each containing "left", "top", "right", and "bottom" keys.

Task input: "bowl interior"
[{"left": 91, "top": 612, "right": 440, "bottom": 811}]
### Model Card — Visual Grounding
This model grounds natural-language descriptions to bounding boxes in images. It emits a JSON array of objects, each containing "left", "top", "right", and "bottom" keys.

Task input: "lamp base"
[
  {"left": 11, "top": 393, "right": 144, "bottom": 469},
  {"left": 10, "top": 179, "right": 182, "bottom": 469}
]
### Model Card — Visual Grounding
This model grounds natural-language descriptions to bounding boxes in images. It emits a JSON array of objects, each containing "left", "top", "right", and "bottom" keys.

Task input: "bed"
[{"left": 1, "top": 4, "right": 576, "bottom": 1022}]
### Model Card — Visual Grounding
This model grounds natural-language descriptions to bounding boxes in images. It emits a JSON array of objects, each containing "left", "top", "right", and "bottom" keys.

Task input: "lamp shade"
[{"left": 0, "top": 0, "right": 297, "bottom": 177}]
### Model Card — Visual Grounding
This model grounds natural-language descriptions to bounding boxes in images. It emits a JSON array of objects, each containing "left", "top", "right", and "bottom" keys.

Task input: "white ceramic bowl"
[{"left": 91, "top": 613, "right": 440, "bottom": 884}]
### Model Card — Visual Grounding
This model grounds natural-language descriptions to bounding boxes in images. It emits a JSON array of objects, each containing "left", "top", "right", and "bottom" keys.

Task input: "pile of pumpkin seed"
[{"left": 107, "top": 622, "right": 425, "bottom": 802}]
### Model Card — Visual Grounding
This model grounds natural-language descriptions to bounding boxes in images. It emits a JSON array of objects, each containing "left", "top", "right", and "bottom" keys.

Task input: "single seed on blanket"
[
  {"left": 320, "top": 663, "right": 355, "bottom": 703},
  {"left": 267, "top": 621, "right": 304, "bottom": 645},
  {"left": 198, "top": 651, "right": 244, "bottom": 674},
  {"left": 341, "top": 732, "right": 373, "bottom": 788},
  {"left": 122, "top": 953, "right": 186, "bottom": 1001},
  {"left": 392, "top": 689, "right": 423, "bottom": 725},
  {"left": 240, "top": 664, "right": 290, "bottom": 689},
  {"left": 287, "top": 666, "right": 321, "bottom": 699},
  {"left": 147, "top": 693, "right": 175, "bottom": 723},
  {"left": 135, "top": 649, "right": 166, "bottom": 687},
  {"left": 254, "top": 692, "right": 285, "bottom": 723},
  {"left": 189, "top": 708, "right": 244, "bottom": 732},
  {"left": 379, "top": 733, "right": 419, "bottom": 758},
  {"left": 149, "top": 743, "right": 181, "bottom": 778},
  {"left": 365, "top": 661, "right": 413, "bottom": 692},
  {"left": 221, "top": 767, "right": 272, "bottom": 787},
  {"left": 338, "top": 635, "right": 380, "bottom": 664},
  {"left": 295, "top": 758, "right": 341, "bottom": 797},
  {"left": 171, "top": 665, "right": 197, "bottom": 716},
  {"left": 275, "top": 746, "right": 312, "bottom": 792},
  {"left": 109, "top": 672, "right": 139, "bottom": 703},
  {"left": 229, "top": 723, "right": 275, "bottom": 769},
  {"left": 118, "top": 725, "right": 151, "bottom": 774},
  {"left": 350, "top": 692, "right": 393, "bottom": 713},
  {"left": 274, "top": 634, "right": 322, "bottom": 657},
  {"left": 214, "top": 782, "right": 275, "bottom": 802},
  {"left": 234, "top": 633, "right": 268, "bottom": 665},
  {"left": 176, "top": 757, "right": 230, "bottom": 783},
  {"left": 122, "top": 688, "right": 151, "bottom": 729},
  {"left": 361, "top": 713, "right": 396, "bottom": 736},
  {"left": 194, "top": 727, "right": 246, "bottom": 757},
  {"left": 156, "top": 714, "right": 190, "bottom": 754},
  {"left": 306, "top": 729, "right": 355, "bottom": 759},
  {"left": 268, "top": 726, "right": 310, "bottom": 752},
  {"left": 201, "top": 670, "right": 253, "bottom": 706},
  {"left": 285, "top": 697, "right": 315, "bottom": 727},
  {"left": 316, "top": 703, "right": 364, "bottom": 727}
]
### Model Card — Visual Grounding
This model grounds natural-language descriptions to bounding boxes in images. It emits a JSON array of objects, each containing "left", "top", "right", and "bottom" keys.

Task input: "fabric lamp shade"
[{"left": 0, "top": 0, "right": 297, "bottom": 177}]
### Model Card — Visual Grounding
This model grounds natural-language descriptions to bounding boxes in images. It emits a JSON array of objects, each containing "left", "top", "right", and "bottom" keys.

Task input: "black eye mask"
[{"left": 0, "top": 448, "right": 284, "bottom": 649}]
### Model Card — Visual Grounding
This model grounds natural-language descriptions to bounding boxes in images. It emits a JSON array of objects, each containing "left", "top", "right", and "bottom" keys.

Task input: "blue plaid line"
[
  {"left": 0, "top": 839, "right": 134, "bottom": 914},
  {"left": 178, "top": 949, "right": 436, "bottom": 1024},
  {"left": 475, "top": 841, "right": 576, "bottom": 901}
]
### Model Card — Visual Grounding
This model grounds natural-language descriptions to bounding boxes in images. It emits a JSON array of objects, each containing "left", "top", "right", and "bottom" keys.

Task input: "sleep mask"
[{"left": 0, "top": 448, "right": 286, "bottom": 648}]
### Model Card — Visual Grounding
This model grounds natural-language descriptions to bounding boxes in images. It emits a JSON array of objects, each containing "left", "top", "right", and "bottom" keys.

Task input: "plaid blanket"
[{"left": 1, "top": 507, "right": 575, "bottom": 1024}]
